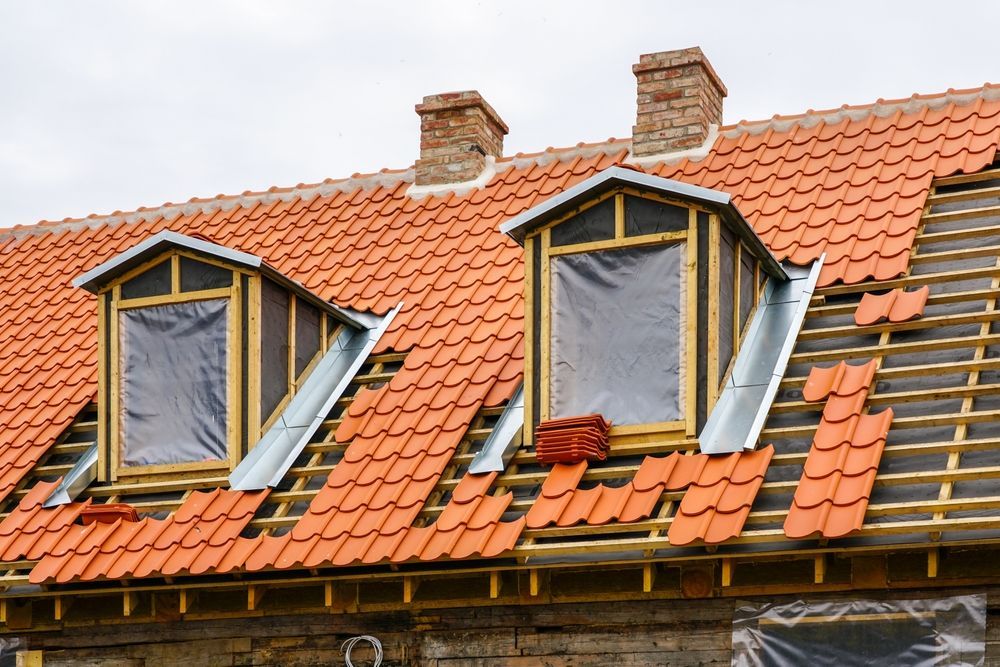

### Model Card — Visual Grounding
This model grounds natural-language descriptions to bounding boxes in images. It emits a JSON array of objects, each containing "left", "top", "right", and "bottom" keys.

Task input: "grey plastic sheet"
[
  {"left": 732, "top": 594, "right": 985, "bottom": 667},
  {"left": 549, "top": 243, "right": 684, "bottom": 425},
  {"left": 119, "top": 298, "right": 229, "bottom": 467},
  {"left": 260, "top": 278, "right": 290, "bottom": 422}
]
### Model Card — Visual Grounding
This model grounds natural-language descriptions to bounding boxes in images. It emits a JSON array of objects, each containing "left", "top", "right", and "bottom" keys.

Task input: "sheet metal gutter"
[
  {"left": 468, "top": 384, "right": 524, "bottom": 474},
  {"left": 698, "top": 257, "right": 824, "bottom": 455},
  {"left": 42, "top": 444, "right": 98, "bottom": 508},
  {"left": 229, "top": 301, "right": 403, "bottom": 491}
]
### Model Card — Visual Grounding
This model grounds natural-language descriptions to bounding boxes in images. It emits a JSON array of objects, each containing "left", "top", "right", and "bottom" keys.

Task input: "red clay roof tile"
[
  {"left": 854, "top": 286, "right": 930, "bottom": 326},
  {"left": 0, "top": 86, "right": 997, "bottom": 582},
  {"left": 785, "top": 358, "right": 892, "bottom": 540},
  {"left": 668, "top": 446, "right": 773, "bottom": 546}
]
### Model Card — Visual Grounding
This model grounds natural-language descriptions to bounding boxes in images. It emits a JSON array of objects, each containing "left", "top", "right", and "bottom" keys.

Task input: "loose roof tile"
[
  {"left": 854, "top": 286, "right": 930, "bottom": 326},
  {"left": 784, "top": 360, "right": 893, "bottom": 540}
]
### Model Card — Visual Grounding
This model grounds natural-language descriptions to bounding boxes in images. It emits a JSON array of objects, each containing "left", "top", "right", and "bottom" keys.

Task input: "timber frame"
[
  {"left": 523, "top": 185, "right": 766, "bottom": 444},
  {"left": 93, "top": 244, "right": 346, "bottom": 483}
]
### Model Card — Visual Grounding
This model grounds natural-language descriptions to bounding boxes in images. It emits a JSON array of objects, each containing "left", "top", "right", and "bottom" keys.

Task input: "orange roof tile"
[
  {"left": 667, "top": 446, "right": 774, "bottom": 546},
  {"left": 0, "top": 85, "right": 996, "bottom": 581},
  {"left": 784, "top": 360, "right": 893, "bottom": 539},
  {"left": 535, "top": 414, "right": 611, "bottom": 464},
  {"left": 854, "top": 286, "right": 930, "bottom": 326}
]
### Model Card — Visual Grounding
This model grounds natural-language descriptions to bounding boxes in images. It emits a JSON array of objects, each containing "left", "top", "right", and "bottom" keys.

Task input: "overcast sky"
[{"left": 1, "top": 1, "right": 998, "bottom": 227}]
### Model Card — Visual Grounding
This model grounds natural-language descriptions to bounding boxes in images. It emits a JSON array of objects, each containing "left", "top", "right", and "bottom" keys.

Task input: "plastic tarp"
[
  {"left": 119, "top": 298, "right": 229, "bottom": 467},
  {"left": 260, "top": 278, "right": 290, "bottom": 422},
  {"left": 732, "top": 594, "right": 986, "bottom": 667},
  {"left": 550, "top": 242, "right": 684, "bottom": 425}
]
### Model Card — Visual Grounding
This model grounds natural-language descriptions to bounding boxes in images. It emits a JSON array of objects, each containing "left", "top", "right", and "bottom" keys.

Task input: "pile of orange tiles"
[{"left": 534, "top": 415, "right": 611, "bottom": 464}]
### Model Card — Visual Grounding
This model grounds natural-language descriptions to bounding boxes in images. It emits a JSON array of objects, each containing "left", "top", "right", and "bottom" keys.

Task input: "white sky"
[{"left": 2, "top": 1, "right": 998, "bottom": 227}]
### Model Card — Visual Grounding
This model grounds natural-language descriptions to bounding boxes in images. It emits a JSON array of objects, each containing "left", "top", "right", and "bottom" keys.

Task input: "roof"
[{"left": 0, "top": 83, "right": 998, "bottom": 587}]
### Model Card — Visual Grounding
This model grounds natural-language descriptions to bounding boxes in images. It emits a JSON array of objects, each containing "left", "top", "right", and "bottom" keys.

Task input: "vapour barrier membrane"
[
  {"left": 732, "top": 594, "right": 985, "bottom": 667},
  {"left": 550, "top": 242, "right": 684, "bottom": 426},
  {"left": 119, "top": 298, "right": 229, "bottom": 467}
]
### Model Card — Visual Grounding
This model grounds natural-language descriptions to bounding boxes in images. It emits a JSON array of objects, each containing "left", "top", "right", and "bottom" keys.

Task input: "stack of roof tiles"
[
  {"left": 534, "top": 415, "right": 611, "bottom": 464},
  {"left": 0, "top": 85, "right": 995, "bottom": 580}
]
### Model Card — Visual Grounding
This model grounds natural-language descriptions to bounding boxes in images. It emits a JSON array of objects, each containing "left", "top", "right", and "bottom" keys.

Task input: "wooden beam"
[
  {"left": 928, "top": 548, "right": 939, "bottom": 578},
  {"left": 529, "top": 569, "right": 543, "bottom": 597},
  {"left": 489, "top": 571, "right": 502, "bottom": 599},
  {"left": 247, "top": 584, "right": 267, "bottom": 611},
  {"left": 179, "top": 589, "right": 196, "bottom": 614},
  {"left": 814, "top": 554, "right": 827, "bottom": 584},
  {"left": 54, "top": 595, "right": 71, "bottom": 621},
  {"left": 123, "top": 589, "right": 140, "bottom": 617},
  {"left": 642, "top": 562, "right": 656, "bottom": 593},
  {"left": 721, "top": 559, "right": 733, "bottom": 588},
  {"left": 403, "top": 576, "right": 419, "bottom": 603}
]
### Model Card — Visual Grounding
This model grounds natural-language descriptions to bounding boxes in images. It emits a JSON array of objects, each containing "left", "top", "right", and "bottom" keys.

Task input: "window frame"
[
  {"left": 525, "top": 189, "right": 701, "bottom": 442},
  {"left": 100, "top": 251, "right": 248, "bottom": 480}
]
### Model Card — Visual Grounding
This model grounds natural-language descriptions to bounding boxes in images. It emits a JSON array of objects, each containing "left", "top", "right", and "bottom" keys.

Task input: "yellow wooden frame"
[
  {"left": 527, "top": 190, "right": 698, "bottom": 440},
  {"left": 100, "top": 250, "right": 247, "bottom": 480}
]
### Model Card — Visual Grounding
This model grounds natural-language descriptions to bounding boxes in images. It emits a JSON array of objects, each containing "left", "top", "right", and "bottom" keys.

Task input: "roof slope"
[{"left": 0, "top": 85, "right": 998, "bottom": 582}]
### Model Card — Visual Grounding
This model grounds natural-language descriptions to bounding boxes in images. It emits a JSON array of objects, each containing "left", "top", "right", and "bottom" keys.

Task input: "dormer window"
[
  {"left": 501, "top": 166, "right": 787, "bottom": 445},
  {"left": 74, "top": 232, "right": 361, "bottom": 482}
]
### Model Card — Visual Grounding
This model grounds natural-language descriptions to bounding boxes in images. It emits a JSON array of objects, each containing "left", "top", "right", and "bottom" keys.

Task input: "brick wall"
[
  {"left": 632, "top": 47, "right": 727, "bottom": 157},
  {"left": 414, "top": 91, "right": 508, "bottom": 186}
]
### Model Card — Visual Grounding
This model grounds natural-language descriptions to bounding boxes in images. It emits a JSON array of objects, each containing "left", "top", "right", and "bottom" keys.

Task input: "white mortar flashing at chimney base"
[
  {"left": 626, "top": 125, "right": 719, "bottom": 168},
  {"left": 406, "top": 156, "right": 499, "bottom": 200}
]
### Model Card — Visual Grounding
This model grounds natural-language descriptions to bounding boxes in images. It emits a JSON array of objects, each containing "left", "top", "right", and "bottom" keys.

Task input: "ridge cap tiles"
[{"left": 3, "top": 87, "right": 1000, "bottom": 582}]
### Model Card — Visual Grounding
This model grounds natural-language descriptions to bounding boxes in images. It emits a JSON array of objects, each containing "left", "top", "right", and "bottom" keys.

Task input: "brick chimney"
[
  {"left": 414, "top": 91, "right": 509, "bottom": 186},
  {"left": 631, "top": 47, "right": 727, "bottom": 158}
]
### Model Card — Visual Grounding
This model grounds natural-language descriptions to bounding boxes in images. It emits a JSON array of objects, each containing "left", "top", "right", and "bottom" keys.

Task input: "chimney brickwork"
[
  {"left": 632, "top": 47, "right": 727, "bottom": 157},
  {"left": 414, "top": 91, "right": 509, "bottom": 186}
]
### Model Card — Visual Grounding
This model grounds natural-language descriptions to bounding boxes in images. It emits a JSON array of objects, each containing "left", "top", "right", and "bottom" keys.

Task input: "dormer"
[
  {"left": 501, "top": 166, "right": 787, "bottom": 445},
  {"left": 73, "top": 232, "right": 370, "bottom": 483}
]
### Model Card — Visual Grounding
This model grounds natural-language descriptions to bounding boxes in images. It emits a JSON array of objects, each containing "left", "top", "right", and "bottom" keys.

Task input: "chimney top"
[
  {"left": 414, "top": 90, "right": 508, "bottom": 187},
  {"left": 631, "top": 47, "right": 727, "bottom": 158}
]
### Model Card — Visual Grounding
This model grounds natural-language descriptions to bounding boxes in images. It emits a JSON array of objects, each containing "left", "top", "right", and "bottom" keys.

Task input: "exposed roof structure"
[{"left": 0, "top": 82, "right": 999, "bottom": 601}]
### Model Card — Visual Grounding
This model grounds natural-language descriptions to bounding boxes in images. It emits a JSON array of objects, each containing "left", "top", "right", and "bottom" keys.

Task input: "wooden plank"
[
  {"left": 614, "top": 193, "right": 625, "bottom": 238},
  {"left": 545, "top": 229, "right": 687, "bottom": 257},
  {"left": 685, "top": 209, "right": 698, "bottom": 436},
  {"left": 797, "top": 310, "right": 1000, "bottom": 341},
  {"left": 540, "top": 228, "right": 551, "bottom": 421},
  {"left": 909, "top": 243, "right": 1000, "bottom": 265},
  {"left": 116, "top": 286, "right": 231, "bottom": 310},
  {"left": 788, "top": 332, "right": 1000, "bottom": 365},
  {"left": 523, "top": 235, "right": 535, "bottom": 446},
  {"left": 707, "top": 213, "right": 720, "bottom": 410},
  {"left": 921, "top": 203, "right": 1000, "bottom": 225},
  {"left": 927, "top": 184, "right": 1000, "bottom": 206},
  {"left": 931, "top": 167, "right": 1000, "bottom": 187}
]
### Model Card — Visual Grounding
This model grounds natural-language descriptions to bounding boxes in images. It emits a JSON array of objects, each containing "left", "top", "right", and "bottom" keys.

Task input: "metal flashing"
[
  {"left": 228, "top": 302, "right": 403, "bottom": 491},
  {"left": 468, "top": 384, "right": 524, "bottom": 474},
  {"left": 698, "top": 257, "right": 824, "bottom": 455},
  {"left": 42, "top": 444, "right": 98, "bottom": 508},
  {"left": 499, "top": 165, "right": 786, "bottom": 280}
]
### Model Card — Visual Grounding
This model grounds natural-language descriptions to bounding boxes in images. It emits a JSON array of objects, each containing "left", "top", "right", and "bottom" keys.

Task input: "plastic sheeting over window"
[
  {"left": 550, "top": 243, "right": 684, "bottom": 426},
  {"left": 732, "top": 594, "right": 986, "bottom": 667},
  {"left": 119, "top": 298, "right": 229, "bottom": 467}
]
